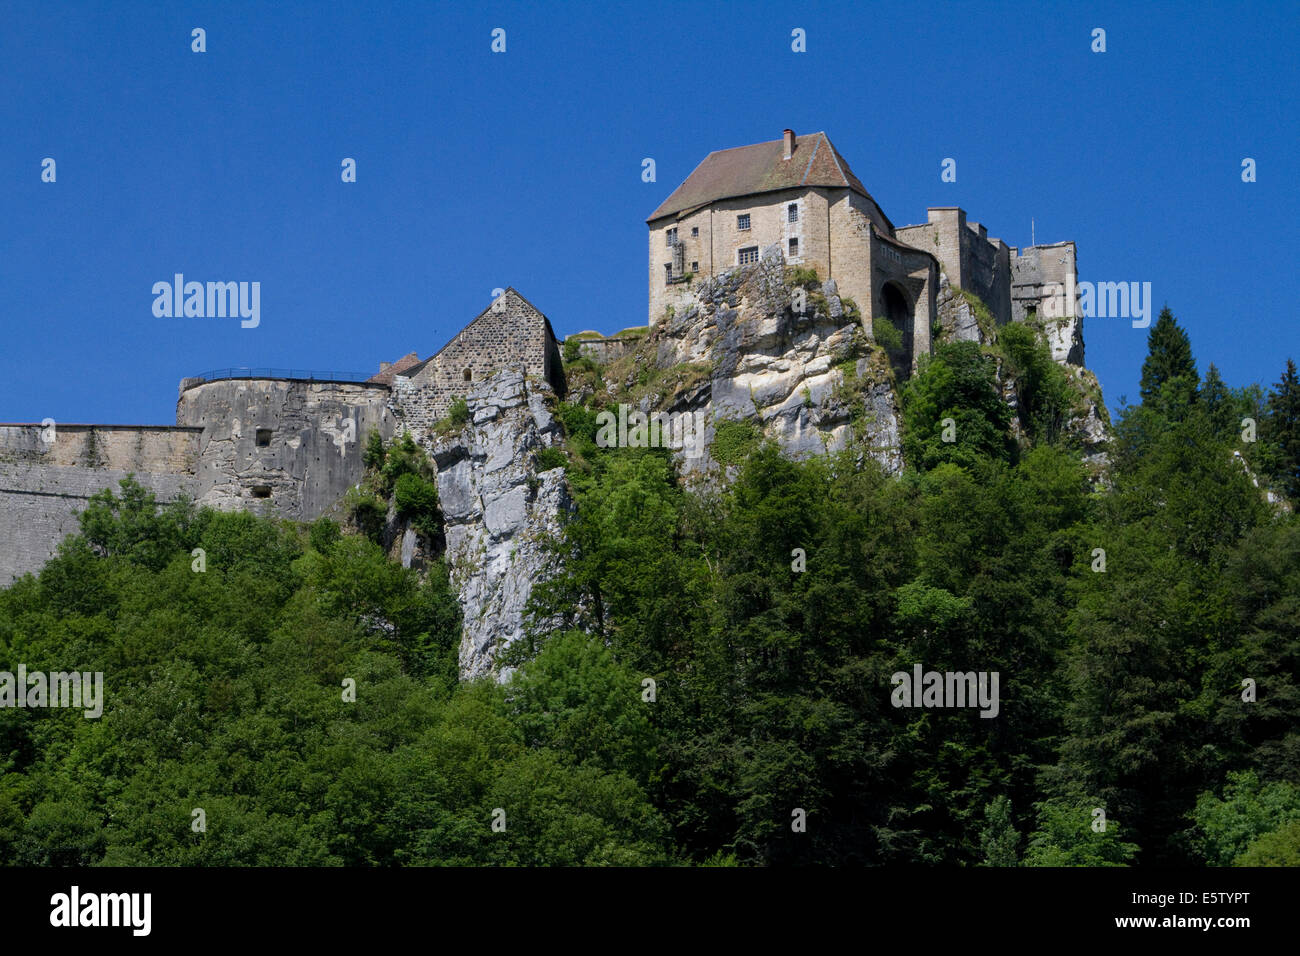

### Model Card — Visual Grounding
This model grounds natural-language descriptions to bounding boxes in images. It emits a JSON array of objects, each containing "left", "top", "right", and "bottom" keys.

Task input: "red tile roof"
[
  {"left": 646, "top": 131, "right": 887, "bottom": 226},
  {"left": 366, "top": 351, "right": 422, "bottom": 385}
]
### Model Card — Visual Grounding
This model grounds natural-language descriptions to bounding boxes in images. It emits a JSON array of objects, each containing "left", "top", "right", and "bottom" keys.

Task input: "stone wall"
[
  {"left": 1011, "top": 242, "right": 1085, "bottom": 365},
  {"left": 896, "top": 207, "right": 1010, "bottom": 326},
  {"left": 0, "top": 462, "right": 196, "bottom": 584},
  {"left": 176, "top": 378, "right": 395, "bottom": 518},
  {"left": 0, "top": 424, "right": 200, "bottom": 472},
  {"left": 649, "top": 187, "right": 842, "bottom": 326},
  {"left": 869, "top": 232, "right": 937, "bottom": 373},
  {"left": 569, "top": 333, "right": 645, "bottom": 365}
]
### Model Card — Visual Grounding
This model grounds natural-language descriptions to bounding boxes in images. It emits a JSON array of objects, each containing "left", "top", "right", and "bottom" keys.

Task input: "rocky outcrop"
[
  {"left": 635, "top": 253, "right": 904, "bottom": 477},
  {"left": 420, "top": 369, "right": 570, "bottom": 680}
]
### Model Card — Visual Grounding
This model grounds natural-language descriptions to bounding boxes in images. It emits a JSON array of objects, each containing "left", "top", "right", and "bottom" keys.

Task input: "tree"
[
  {"left": 902, "top": 341, "right": 1016, "bottom": 472},
  {"left": 1187, "top": 770, "right": 1300, "bottom": 866},
  {"left": 1266, "top": 359, "right": 1300, "bottom": 500},
  {"left": 980, "top": 795, "right": 1021, "bottom": 866},
  {"left": 1023, "top": 798, "right": 1139, "bottom": 866},
  {"left": 1199, "top": 364, "right": 1235, "bottom": 439},
  {"left": 1139, "top": 307, "right": 1198, "bottom": 418}
]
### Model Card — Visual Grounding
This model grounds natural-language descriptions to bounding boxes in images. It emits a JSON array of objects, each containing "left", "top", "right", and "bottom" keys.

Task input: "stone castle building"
[
  {"left": 0, "top": 288, "right": 564, "bottom": 584},
  {"left": 648, "top": 128, "right": 1084, "bottom": 370}
]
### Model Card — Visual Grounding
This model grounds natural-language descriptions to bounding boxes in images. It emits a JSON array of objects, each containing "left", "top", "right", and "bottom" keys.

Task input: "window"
[
  {"left": 665, "top": 263, "right": 673, "bottom": 284},
  {"left": 691, "top": 261, "right": 699, "bottom": 271},
  {"left": 738, "top": 246, "right": 759, "bottom": 265},
  {"left": 666, "top": 227, "right": 677, "bottom": 247},
  {"left": 255, "top": 428, "right": 272, "bottom": 447},
  {"left": 463, "top": 368, "right": 472, "bottom": 382},
  {"left": 737, "top": 214, "right": 751, "bottom": 231},
  {"left": 788, "top": 203, "right": 799, "bottom": 223},
  {"left": 250, "top": 485, "right": 272, "bottom": 499},
  {"left": 788, "top": 238, "right": 799, "bottom": 256},
  {"left": 691, "top": 226, "right": 699, "bottom": 237}
]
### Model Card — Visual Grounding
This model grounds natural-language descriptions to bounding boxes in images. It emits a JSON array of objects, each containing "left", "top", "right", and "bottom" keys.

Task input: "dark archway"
[{"left": 881, "top": 281, "right": 913, "bottom": 376}]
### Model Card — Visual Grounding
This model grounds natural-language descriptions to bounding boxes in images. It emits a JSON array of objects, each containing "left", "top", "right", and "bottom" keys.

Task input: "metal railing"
[{"left": 182, "top": 368, "right": 380, "bottom": 389}]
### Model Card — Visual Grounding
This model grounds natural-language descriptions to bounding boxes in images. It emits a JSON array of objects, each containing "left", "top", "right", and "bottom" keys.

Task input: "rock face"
[
  {"left": 648, "top": 255, "right": 904, "bottom": 477},
  {"left": 421, "top": 369, "right": 570, "bottom": 680}
]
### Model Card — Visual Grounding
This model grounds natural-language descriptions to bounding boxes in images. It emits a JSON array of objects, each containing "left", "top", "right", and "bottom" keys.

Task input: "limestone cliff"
[
  {"left": 418, "top": 369, "right": 570, "bottom": 680},
  {"left": 584, "top": 252, "right": 904, "bottom": 479}
]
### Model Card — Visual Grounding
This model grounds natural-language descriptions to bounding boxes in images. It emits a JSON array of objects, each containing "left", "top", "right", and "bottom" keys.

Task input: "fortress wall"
[
  {"left": 0, "top": 424, "right": 200, "bottom": 472},
  {"left": 571, "top": 334, "right": 644, "bottom": 364},
  {"left": 0, "top": 462, "right": 197, "bottom": 584},
  {"left": 176, "top": 378, "right": 395, "bottom": 520}
]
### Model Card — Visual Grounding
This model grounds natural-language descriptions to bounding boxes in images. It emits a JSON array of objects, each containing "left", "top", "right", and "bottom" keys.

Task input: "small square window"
[
  {"left": 788, "top": 203, "right": 799, "bottom": 223},
  {"left": 737, "top": 214, "right": 751, "bottom": 231},
  {"left": 691, "top": 261, "right": 698, "bottom": 271},
  {"left": 666, "top": 227, "right": 677, "bottom": 247},
  {"left": 691, "top": 226, "right": 699, "bottom": 237},
  {"left": 255, "top": 428, "right": 272, "bottom": 447},
  {"left": 788, "top": 238, "right": 799, "bottom": 256},
  {"left": 738, "top": 246, "right": 759, "bottom": 265}
]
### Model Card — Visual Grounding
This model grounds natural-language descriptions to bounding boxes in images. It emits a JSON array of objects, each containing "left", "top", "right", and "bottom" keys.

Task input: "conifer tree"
[
  {"left": 1139, "top": 307, "right": 1199, "bottom": 417},
  {"left": 1267, "top": 358, "right": 1300, "bottom": 500},
  {"left": 1199, "top": 363, "right": 1235, "bottom": 438}
]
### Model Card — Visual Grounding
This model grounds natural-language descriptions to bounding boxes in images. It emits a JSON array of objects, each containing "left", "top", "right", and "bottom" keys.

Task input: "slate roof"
[{"left": 646, "top": 131, "right": 890, "bottom": 228}]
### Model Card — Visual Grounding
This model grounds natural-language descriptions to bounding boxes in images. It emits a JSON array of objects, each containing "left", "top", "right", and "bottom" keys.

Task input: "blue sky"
[{"left": 2, "top": 0, "right": 1296, "bottom": 424}]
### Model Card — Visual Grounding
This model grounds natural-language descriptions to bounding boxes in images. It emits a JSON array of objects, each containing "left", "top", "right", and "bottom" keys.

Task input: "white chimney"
[{"left": 783, "top": 129, "right": 795, "bottom": 160}]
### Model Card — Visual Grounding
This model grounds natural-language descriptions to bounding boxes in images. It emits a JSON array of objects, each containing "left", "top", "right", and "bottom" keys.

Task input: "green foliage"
[
  {"left": 1139, "top": 306, "right": 1199, "bottom": 419},
  {"left": 901, "top": 341, "right": 1015, "bottom": 472},
  {"left": 4, "top": 305, "right": 1296, "bottom": 868},
  {"left": 710, "top": 419, "right": 761, "bottom": 466},
  {"left": 997, "top": 321, "right": 1074, "bottom": 446},
  {"left": 980, "top": 795, "right": 1021, "bottom": 866},
  {"left": 1187, "top": 770, "right": 1300, "bottom": 866},
  {"left": 0, "top": 479, "right": 679, "bottom": 866},
  {"left": 345, "top": 487, "right": 387, "bottom": 544},
  {"left": 1235, "top": 820, "right": 1300, "bottom": 865},
  {"left": 393, "top": 472, "right": 440, "bottom": 538},
  {"left": 871, "top": 315, "right": 904, "bottom": 353},
  {"left": 1022, "top": 799, "right": 1139, "bottom": 866},
  {"left": 1265, "top": 358, "right": 1300, "bottom": 500},
  {"left": 787, "top": 266, "right": 820, "bottom": 288},
  {"left": 534, "top": 446, "right": 566, "bottom": 472},
  {"left": 309, "top": 516, "right": 342, "bottom": 554},
  {"left": 447, "top": 397, "right": 470, "bottom": 429},
  {"left": 379, "top": 432, "right": 433, "bottom": 494},
  {"left": 363, "top": 428, "right": 386, "bottom": 470},
  {"left": 562, "top": 337, "right": 581, "bottom": 363}
]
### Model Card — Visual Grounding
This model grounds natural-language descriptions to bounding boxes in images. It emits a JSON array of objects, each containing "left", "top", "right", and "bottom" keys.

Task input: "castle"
[
  {"left": 0, "top": 288, "right": 564, "bottom": 584},
  {"left": 648, "top": 129, "right": 1084, "bottom": 369},
  {"left": 1, "top": 127, "right": 1086, "bottom": 586}
]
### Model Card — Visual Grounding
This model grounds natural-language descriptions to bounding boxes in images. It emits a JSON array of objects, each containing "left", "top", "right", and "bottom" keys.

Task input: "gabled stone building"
[
  {"left": 647, "top": 129, "right": 1084, "bottom": 373},
  {"left": 392, "top": 287, "right": 566, "bottom": 425}
]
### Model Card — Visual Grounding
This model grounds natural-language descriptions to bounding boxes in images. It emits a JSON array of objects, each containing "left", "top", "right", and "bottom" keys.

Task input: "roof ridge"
[
  {"left": 821, "top": 132, "right": 850, "bottom": 187},
  {"left": 800, "top": 133, "right": 823, "bottom": 185}
]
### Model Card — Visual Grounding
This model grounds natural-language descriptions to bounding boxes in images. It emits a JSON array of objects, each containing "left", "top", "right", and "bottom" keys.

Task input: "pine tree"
[
  {"left": 1139, "top": 306, "right": 1199, "bottom": 418},
  {"left": 1199, "top": 363, "right": 1235, "bottom": 438},
  {"left": 1266, "top": 358, "right": 1300, "bottom": 500}
]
